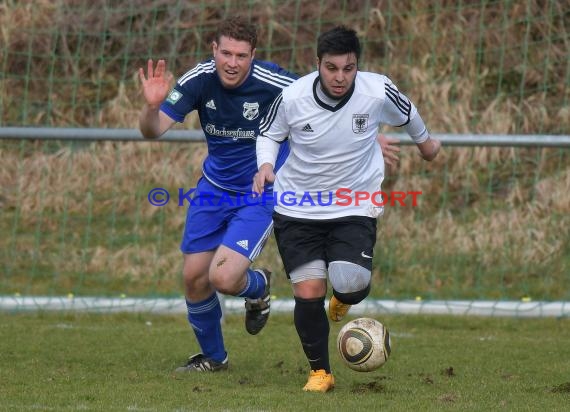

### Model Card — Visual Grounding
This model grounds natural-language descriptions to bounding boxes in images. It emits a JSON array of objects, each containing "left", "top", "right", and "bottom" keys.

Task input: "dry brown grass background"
[{"left": 0, "top": 1, "right": 568, "bottom": 299}]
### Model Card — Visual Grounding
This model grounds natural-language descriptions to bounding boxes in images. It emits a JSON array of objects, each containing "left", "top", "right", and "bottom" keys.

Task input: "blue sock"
[
  {"left": 237, "top": 269, "right": 266, "bottom": 299},
  {"left": 186, "top": 293, "right": 226, "bottom": 362}
]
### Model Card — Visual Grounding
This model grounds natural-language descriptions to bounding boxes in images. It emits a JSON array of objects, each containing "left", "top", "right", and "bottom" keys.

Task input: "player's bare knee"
[
  {"left": 183, "top": 269, "right": 210, "bottom": 295},
  {"left": 209, "top": 269, "right": 230, "bottom": 292},
  {"left": 182, "top": 253, "right": 212, "bottom": 291},
  {"left": 209, "top": 267, "right": 242, "bottom": 294}
]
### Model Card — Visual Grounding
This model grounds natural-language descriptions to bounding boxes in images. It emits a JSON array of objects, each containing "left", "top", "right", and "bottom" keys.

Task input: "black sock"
[{"left": 294, "top": 296, "right": 330, "bottom": 373}]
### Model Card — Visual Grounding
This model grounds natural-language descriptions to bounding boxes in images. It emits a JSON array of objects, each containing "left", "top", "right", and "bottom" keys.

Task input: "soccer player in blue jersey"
[
  {"left": 138, "top": 17, "right": 399, "bottom": 373},
  {"left": 138, "top": 16, "right": 297, "bottom": 372}
]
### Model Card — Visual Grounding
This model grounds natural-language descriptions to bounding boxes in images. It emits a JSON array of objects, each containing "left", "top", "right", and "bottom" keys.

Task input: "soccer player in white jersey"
[{"left": 253, "top": 26, "right": 441, "bottom": 391}]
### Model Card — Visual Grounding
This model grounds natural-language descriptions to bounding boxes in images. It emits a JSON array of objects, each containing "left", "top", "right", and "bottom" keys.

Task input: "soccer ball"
[{"left": 337, "top": 317, "right": 391, "bottom": 372}]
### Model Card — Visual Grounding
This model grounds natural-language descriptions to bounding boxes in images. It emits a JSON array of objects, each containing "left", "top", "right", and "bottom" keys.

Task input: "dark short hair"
[
  {"left": 317, "top": 26, "right": 361, "bottom": 61},
  {"left": 215, "top": 16, "right": 257, "bottom": 50}
]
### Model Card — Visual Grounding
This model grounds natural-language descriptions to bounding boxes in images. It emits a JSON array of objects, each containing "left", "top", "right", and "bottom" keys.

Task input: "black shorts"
[{"left": 272, "top": 212, "right": 377, "bottom": 277}]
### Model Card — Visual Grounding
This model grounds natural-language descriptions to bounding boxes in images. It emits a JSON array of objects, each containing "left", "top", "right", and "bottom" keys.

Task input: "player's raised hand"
[
  {"left": 138, "top": 59, "right": 173, "bottom": 108},
  {"left": 252, "top": 163, "right": 276, "bottom": 195}
]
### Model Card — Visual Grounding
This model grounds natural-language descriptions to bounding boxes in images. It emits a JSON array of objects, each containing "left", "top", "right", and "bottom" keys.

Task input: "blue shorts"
[{"left": 180, "top": 177, "right": 275, "bottom": 261}]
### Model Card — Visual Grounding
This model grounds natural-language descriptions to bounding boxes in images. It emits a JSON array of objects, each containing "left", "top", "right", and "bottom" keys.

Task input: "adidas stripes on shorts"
[{"left": 180, "top": 177, "right": 274, "bottom": 261}]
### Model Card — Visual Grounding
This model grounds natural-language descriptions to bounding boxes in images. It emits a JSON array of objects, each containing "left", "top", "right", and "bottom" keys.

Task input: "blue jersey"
[{"left": 160, "top": 59, "right": 298, "bottom": 193}]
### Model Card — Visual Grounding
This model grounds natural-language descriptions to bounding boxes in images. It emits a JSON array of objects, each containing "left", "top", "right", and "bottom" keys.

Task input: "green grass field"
[{"left": 1, "top": 311, "right": 569, "bottom": 411}]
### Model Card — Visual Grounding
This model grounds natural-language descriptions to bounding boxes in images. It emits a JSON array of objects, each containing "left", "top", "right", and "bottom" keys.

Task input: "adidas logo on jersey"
[
  {"left": 206, "top": 99, "right": 216, "bottom": 110},
  {"left": 302, "top": 123, "right": 314, "bottom": 132},
  {"left": 237, "top": 240, "right": 249, "bottom": 250}
]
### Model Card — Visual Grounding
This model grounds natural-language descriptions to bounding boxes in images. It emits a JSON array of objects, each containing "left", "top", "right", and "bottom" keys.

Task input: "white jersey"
[{"left": 258, "top": 71, "right": 424, "bottom": 219}]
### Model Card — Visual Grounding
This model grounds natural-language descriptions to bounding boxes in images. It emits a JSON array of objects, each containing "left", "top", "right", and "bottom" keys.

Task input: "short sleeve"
[{"left": 380, "top": 77, "right": 418, "bottom": 128}]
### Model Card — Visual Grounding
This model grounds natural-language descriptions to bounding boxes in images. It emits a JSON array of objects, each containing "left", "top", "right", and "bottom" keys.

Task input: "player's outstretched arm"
[
  {"left": 138, "top": 59, "right": 175, "bottom": 139},
  {"left": 416, "top": 137, "right": 441, "bottom": 161}
]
